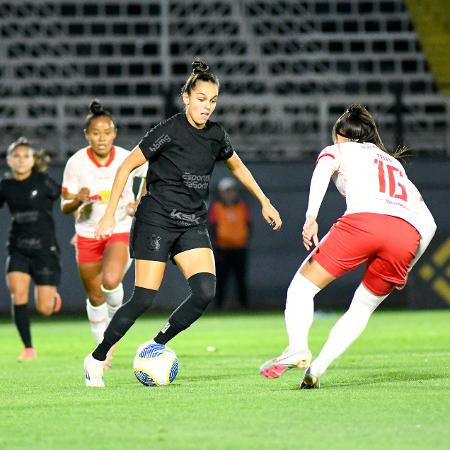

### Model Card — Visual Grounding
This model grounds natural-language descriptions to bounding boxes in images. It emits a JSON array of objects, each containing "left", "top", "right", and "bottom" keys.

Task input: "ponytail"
[
  {"left": 33, "top": 148, "right": 51, "bottom": 172},
  {"left": 333, "top": 104, "right": 407, "bottom": 158}
]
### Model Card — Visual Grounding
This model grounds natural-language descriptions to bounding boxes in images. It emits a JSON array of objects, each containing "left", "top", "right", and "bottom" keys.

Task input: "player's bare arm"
[
  {"left": 61, "top": 187, "right": 91, "bottom": 214},
  {"left": 95, "top": 146, "right": 147, "bottom": 238},
  {"left": 225, "top": 152, "right": 282, "bottom": 231}
]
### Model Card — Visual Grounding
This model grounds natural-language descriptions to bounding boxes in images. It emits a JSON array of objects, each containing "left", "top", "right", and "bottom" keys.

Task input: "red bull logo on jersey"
[{"left": 89, "top": 190, "right": 111, "bottom": 204}]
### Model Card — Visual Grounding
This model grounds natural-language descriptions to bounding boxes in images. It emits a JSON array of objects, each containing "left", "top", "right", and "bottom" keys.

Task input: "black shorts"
[
  {"left": 6, "top": 250, "right": 61, "bottom": 285},
  {"left": 130, "top": 219, "right": 212, "bottom": 262}
]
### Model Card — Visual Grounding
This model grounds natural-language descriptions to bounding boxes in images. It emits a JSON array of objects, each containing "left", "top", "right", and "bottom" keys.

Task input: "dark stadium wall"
[{"left": 0, "top": 160, "right": 449, "bottom": 314}]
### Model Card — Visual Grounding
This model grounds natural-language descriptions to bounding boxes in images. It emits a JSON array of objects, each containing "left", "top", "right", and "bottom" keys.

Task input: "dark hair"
[
  {"left": 85, "top": 99, "right": 114, "bottom": 130},
  {"left": 333, "top": 104, "right": 406, "bottom": 158},
  {"left": 181, "top": 58, "right": 219, "bottom": 96},
  {"left": 6, "top": 137, "right": 50, "bottom": 172}
]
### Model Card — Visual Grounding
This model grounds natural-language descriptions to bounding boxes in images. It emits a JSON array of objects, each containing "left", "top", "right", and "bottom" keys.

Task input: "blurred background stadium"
[{"left": 0, "top": 0, "right": 449, "bottom": 313}]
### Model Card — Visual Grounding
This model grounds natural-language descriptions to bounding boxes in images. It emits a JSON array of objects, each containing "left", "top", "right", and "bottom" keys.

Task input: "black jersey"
[
  {"left": 0, "top": 170, "right": 61, "bottom": 252},
  {"left": 136, "top": 113, "right": 235, "bottom": 227}
]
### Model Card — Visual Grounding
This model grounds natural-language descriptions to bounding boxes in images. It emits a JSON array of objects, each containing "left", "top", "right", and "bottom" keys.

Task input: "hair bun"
[
  {"left": 346, "top": 104, "right": 367, "bottom": 116},
  {"left": 192, "top": 59, "right": 209, "bottom": 75},
  {"left": 89, "top": 99, "right": 104, "bottom": 115}
]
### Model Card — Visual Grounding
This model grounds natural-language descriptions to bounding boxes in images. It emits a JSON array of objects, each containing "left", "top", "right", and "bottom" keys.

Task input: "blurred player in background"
[
  {"left": 61, "top": 100, "right": 146, "bottom": 367},
  {"left": 83, "top": 59, "right": 282, "bottom": 387},
  {"left": 209, "top": 177, "right": 251, "bottom": 309},
  {"left": 260, "top": 104, "right": 436, "bottom": 388},
  {"left": 0, "top": 137, "right": 62, "bottom": 361}
]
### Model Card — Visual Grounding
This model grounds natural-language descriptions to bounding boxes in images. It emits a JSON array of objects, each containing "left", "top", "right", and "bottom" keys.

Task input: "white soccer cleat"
[
  {"left": 260, "top": 349, "right": 312, "bottom": 379},
  {"left": 84, "top": 354, "right": 105, "bottom": 387}
]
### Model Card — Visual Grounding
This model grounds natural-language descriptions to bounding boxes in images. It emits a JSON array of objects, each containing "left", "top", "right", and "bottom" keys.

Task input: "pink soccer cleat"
[
  {"left": 17, "top": 347, "right": 37, "bottom": 362},
  {"left": 260, "top": 349, "right": 312, "bottom": 379}
]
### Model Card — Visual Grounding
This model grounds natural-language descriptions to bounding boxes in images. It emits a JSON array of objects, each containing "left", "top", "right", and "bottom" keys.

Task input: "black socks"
[
  {"left": 13, "top": 304, "right": 32, "bottom": 348},
  {"left": 154, "top": 273, "right": 216, "bottom": 345},
  {"left": 92, "top": 286, "right": 157, "bottom": 361}
]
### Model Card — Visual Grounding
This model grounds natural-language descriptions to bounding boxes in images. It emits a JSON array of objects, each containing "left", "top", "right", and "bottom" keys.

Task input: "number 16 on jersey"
[{"left": 374, "top": 159, "right": 407, "bottom": 201}]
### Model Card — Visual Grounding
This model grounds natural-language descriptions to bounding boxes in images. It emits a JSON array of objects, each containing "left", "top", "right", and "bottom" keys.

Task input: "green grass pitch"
[{"left": 0, "top": 310, "right": 449, "bottom": 450}]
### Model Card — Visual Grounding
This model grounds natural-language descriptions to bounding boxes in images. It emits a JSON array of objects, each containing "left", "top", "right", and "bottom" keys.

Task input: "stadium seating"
[{"left": 0, "top": 1, "right": 448, "bottom": 160}]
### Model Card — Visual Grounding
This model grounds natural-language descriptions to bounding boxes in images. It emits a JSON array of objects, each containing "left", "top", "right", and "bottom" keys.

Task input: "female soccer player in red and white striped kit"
[{"left": 260, "top": 104, "right": 436, "bottom": 388}]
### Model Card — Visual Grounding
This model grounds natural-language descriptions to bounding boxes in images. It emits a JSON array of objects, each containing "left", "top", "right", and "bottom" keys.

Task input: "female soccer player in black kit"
[
  {"left": 84, "top": 59, "right": 282, "bottom": 387},
  {"left": 0, "top": 138, "right": 62, "bottom": 361}
]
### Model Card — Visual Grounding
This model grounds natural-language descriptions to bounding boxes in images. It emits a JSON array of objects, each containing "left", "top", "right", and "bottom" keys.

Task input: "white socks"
[
  {"left": 86, "top": 284, "right": 124, "bottom": 344},
  {"left": 101, "top": 283, "right": 124, "bottom": 320},
  {"left": 86, "top": 300, "right": 108, "bottom": 344},
  {"left": 284, "top": 272, "right": 321, "bottom": 354},
  {"left": 310, "top": 283, "right": 387, "bottom": 378}
]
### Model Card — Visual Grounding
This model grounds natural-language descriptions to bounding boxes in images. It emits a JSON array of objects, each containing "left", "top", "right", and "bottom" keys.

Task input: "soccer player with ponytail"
[
  {"left": 0, "top": 138, "right": 62, "bottom": 361},
  {"left": 61, "top": 100, "right": 146, "bottom": 368},
  {"left": 260, "top": 104, "right": 436, "bottom": 388},
  {"left": 83, "top": 59, "right": 282, "bottom": 387}
]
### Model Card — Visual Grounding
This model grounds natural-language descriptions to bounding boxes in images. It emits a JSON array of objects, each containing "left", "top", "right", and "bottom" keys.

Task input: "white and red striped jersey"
[
  {"left": 62, "top": 146, "right": 147, "bottom": 238},
  {"left": 306, "top": 142, "right": 435, "bottom": 240}
]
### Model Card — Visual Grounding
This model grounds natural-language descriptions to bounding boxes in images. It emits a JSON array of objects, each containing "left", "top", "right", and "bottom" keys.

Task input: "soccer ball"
[{"left": 133, "top": 341, "right": 179, "bottom": 387}]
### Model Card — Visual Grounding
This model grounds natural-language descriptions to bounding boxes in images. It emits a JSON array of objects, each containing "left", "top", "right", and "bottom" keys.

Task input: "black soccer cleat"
[{"left": 300, "top": 368, "right": 320, "bottom": 389}]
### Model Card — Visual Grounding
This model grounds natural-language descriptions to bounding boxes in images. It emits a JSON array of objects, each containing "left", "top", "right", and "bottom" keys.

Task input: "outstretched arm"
[
  {"left": 95, "top": 146, "right": 147, "bottom": 238},
  {"left": 225, "top": 153, "right": 282, "bottom": 230}
]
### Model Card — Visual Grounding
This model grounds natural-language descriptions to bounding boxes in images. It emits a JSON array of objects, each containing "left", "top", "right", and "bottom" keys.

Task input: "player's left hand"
[
  {"left": 302, "top": 216, "right": 319, "bottom": 250},
  {"left": 262, "top": 202, "right": 282, "bottom": 231}
]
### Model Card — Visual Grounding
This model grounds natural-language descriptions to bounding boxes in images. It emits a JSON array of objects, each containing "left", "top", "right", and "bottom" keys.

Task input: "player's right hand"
[
  {"left": 76, "top": 187, "right": 91, "bottom": 203},
  {"left": 95, "top": 215, "right": 115, "bottom": 240},
  {"left": 302, "top": 216, "right": 319, "bottom": 251}
]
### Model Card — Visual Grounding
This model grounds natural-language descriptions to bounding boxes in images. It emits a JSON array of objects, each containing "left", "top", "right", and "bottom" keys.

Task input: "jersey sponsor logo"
[
  {"left": 182, "top": 173, "right": 210, "bottom": 190},
  {"left": 16, "top": 237, "right": 42, "bottom": 250},
  {"left": 148, "top": 134, "right": 171, "bottom": 153},
  {"left": 84, "top": 190, "right": 110, "bottom": 205},
  {"left": 35, "top": 267, "right": 55, "bottom": 276},
  {"left": 13, "top": 211, "right": 39, "bottom": 224},
  {"left": 170, "top": 209, "right": 201, "bottom": 225}
]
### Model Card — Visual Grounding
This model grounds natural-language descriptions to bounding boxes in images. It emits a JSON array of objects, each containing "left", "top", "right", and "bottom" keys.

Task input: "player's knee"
[
  {"left": 102, "top": 274, "right": 122, "bottom": 291},
  {"left": 88, "top": 292, "right": 105, "bottom": 306},
  {"left": 36, "top": 303, "right": 53, "bottom": 317},
  {"left": 11, "top": 291, "right": 28, "bottom": 305},
  {"left": 127, "top": 286, "right": 158, "bottom": 315},
  {"left": 188, "top": 272, "right": 216, "bottom": 310},
  {"left": 101, "top": 283, "right": 123, "bottom": 307}
]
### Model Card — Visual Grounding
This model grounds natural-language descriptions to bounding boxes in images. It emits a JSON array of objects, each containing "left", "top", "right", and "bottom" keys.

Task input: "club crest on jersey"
[{"left": 147, "top": 234, "right": 161, "bottom": 251}]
